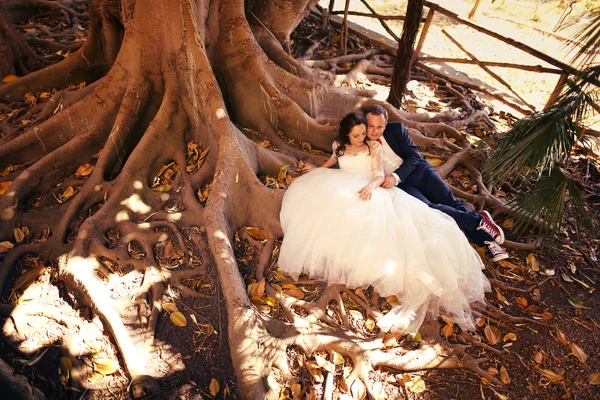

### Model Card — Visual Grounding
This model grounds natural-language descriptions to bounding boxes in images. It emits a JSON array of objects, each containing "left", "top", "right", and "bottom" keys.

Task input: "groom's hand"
[{"left": 381, "top": 175, "right": 397, "bottom": 189}]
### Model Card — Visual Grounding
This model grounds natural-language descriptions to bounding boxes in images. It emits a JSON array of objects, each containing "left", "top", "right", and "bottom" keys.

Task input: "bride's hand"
[
  {"left": 358, "top": 185, "right": 372, "bottom": 201},
  {"left": 302, "top": 163, "right": 316, "bottom": 173}
]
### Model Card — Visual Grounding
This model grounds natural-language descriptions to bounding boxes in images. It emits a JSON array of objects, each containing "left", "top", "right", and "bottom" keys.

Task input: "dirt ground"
[{"left": 1, "top": 1, "right": 599, "bottom": 399}]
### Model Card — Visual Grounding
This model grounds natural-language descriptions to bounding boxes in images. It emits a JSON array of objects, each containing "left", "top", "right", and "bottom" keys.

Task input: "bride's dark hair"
[{"left": 335, "top": 112, "right": 368, "bottom": 158}]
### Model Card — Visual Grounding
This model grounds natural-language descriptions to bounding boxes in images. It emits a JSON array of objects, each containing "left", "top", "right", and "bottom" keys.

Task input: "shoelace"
[{"left": 478, "top": 220, "right": 497, "bottom": 237}]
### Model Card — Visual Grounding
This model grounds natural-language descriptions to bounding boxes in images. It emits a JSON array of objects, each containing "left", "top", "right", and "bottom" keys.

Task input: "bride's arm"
[
  {"left": 303, "top": 141, "right": 339, "bottom": 172},
  {"left": 357, "top": 141, "right": 385, "bottom": 200}
]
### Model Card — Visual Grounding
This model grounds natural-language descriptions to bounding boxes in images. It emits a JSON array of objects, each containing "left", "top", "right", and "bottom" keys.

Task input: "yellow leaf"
[
  {"left": 383, "top": 331, "right": 402, "bottom": 347},
  {"left": 245, "top": 227, "right": 269, "bottom": 241},
  {"left": 386, "top": 295, "right": 400, "bottom": 306},
  {"left": 209, "top": 378, "right": 219, "bottom": 396},
  {"left": 87, "top": 372, "right": 103, "bottom": 382},
  {"left": 502, "top": 218, "right": 514, "bottom": 229},
  {"left": 571, "top": 342, "right": 588, "bottom": 364},
  {"left": 2, "top": 74, "right": 19, "bottom": 83},
  {"left": 365, "top": 317, "right": 375, "bottom": 331},
  {"left": 252, "top": 278, "right": 266, "bottom": 297},
  {"left": 484, "top": 325, "right": 501, "bottom": 345},
  {"left": 500, "top": 365, "right": 510, "bottom": 384},
  {"left": 60, "top": 357, "right": 72, "bottom": 377},
  {"left": 281, "top": 283, "right": 298, "bottom": 290},
  {"left": 170, "top": 311, "right": 187, "bottom": 326},
  {"left": 0, "top": 181, "right": 12, "bottom": 195},
  {"left": 0, "top": 241, "right": 14, "bottom": 254},
  {"left": 331, "top": 350, "right": 345, "bottom": 365},
  {"left": 588, "top": 372, "right": 600, "bottom": 384},
  {"left": 425, "top": 158, "right": 444, "bottom": 166},
  {"left": 503, "top": 333, "right": 517, "bottom": 342},
  {"left": 94, "top": 357, "right": 119, "bottom": 375},
  {"left": 250, "top": 296, "right": 264, "bottom": 306},
  {"left": 151, "top": 184, "right": 172, "bottom": 193},
  {"left": 59, "top": 186, "right": 75, "bottom": 202},
  {"left": 526, "top": 253, "right": 541, "bottom": 271},
  {"left": 264, "top": 296, "right": 277, "bottom": 307},
  {"left": 14, "top": 228, "right": 25, "bottom": 243},
  {"left": 348, "top": 309, "right": 363, "bottom": 319},
  {"left": 75, "top": 164, "right": 94, "bottom": 177},
  {"left": 355, "top": 288, "right": 369, "bottom": 303},
  {"left": 162, "top": 302, "right": 178, "bottom": 313},
  {"left": 442, "top": 323, "right": 454, "bottom": 338},
  {"left": 291, "top": 383, "right": 303, "bottom": 398}
]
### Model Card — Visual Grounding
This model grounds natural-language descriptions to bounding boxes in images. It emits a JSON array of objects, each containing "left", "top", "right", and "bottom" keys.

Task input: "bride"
[{"left": 278, "top": 112, "right": 490, "bottom": 334}]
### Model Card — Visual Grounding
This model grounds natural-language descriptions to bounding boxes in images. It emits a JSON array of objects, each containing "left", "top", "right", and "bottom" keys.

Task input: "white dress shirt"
[{"left": 378, "top": 136, "right": 404, "bottom": 184}]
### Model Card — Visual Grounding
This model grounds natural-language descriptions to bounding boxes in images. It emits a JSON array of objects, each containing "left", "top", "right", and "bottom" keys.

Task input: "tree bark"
[{"left": 387, "top": 0, "right": 424, "bottom": 107}]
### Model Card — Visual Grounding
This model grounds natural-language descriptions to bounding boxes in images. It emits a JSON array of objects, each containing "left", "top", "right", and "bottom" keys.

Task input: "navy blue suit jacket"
[{"left": 382, "top": 122, "right": 426, "bottom": 184}]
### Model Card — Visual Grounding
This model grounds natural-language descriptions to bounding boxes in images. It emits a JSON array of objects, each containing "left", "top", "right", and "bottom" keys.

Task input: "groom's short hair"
[{"left": 363, "top": 105, "right": 388, "bottom": 122}]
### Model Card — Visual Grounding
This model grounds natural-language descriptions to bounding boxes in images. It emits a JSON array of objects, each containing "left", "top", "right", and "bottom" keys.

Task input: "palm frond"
[
  {"left": 559, "top": 7, "right": 600, "bottom": 66},
  {"left": 482, "top": 91, "right": 583, "bottom": 185},
  {"left": 507, "top": 169, "right": 586, "bottom": 239}
]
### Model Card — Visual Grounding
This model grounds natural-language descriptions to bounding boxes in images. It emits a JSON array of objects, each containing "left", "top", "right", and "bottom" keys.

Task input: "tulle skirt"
[{"left": 278, "top": 168, "right": 490, "bottom": 333}]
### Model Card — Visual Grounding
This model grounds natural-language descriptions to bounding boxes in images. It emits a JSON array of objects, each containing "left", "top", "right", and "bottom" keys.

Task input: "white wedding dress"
[{"left": 278, "top": 141, "right": 490, "bottom": 333}]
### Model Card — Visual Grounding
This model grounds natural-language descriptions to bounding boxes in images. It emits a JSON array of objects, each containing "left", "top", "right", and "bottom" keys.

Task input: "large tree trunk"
[
  {"left": 387, "top": 0, "right": 424, "bottom": 107},
  {"left": 0, "top": 0, "right": 528, "bottom": 398}
]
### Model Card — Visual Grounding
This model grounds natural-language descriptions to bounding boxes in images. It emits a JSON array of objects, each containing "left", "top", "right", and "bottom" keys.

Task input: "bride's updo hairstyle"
[{"left": 334, "top": 112, "right": 367, "bottom": 158}]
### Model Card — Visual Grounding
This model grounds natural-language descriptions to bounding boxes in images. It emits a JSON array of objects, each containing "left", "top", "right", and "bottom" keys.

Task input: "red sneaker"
[{"left": 477, "top": 211, "right": 505, "bottom": 244}]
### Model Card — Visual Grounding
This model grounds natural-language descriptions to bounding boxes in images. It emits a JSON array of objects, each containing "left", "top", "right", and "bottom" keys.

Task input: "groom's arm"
[{"left": 389, "top": 123, "right": 423, "bottom": 183}]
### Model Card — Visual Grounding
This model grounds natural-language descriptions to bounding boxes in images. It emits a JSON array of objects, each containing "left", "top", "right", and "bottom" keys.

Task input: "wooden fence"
[{"left": 322, "top": 0, "right": 592, "bottom": 115}]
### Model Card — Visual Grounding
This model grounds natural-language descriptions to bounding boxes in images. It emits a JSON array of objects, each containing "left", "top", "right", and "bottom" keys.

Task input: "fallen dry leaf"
[
  {"left": 351, "top": 379, "right": 366, "bottom": 400},
  {"left": 484, "top": 325, "right": 502, "bottom": 345},
  {"left": 426, "top": 157, "right": 444, "bottom": 166},
  {"left": 170, "top": 311, "right": 187, "bottom": 326},
  {"left": 537, "top": 368, "right": 563, "bottom": 382},
  {"left": 554, "top": 329, "right": 569, "bottom": 346},
  {"left": 571, "top": 342, "right": 588, "bottom": 364},
  {"left": 14, "top": 228, "right": 25, "bottom": 244},
  {"left": 500, "top": 365, "right": 510, "bottom": 384},
  {"left": 0, "top": 181, "right": 12, "bottom": 195},
  {"left": 2, "top": 74, "right": 19, "bottom": 83},
  {"left": 533, "top": 350, "right": 544, "bottom": 364},
  {"left": 209, "top": 378, "right": 219, "bottom": 396},
  {"left": 503, "top": 333, "right": 517, "bottom": 342},
  {"left": 0, "top": 241, "right": 15, "bottom": 254},
  {"left": 75, "top": 163, "right": 94, "bottom": 177},
  {"left": 526, "top": 253, "right": 541, "bottom": 271},
  {"left": 442, "top": 323, "right": 455, "bottom": 338},
  {"left": 162, "top": 302, "right": 178, "bottom": 313},
  {"left": 94, "top": 357, "right": 119, "bottom": 375},
  {"left": 588, "top": 373, "right": 600, "bottom": 384}
]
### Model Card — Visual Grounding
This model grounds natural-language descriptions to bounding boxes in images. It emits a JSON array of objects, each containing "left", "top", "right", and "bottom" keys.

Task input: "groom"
[{"left": 363, "top": 105, "right": 508, "bottom": 262}]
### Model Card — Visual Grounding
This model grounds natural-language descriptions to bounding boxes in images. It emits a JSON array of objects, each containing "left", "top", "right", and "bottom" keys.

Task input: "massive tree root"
[{"left": 0, "top": 0, "right": 546, "bottom": 398}]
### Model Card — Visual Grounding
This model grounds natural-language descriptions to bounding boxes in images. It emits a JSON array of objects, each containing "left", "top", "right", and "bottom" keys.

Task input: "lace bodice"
[{"left": 332, "top": 141, "right": 385, "bottom": 179}]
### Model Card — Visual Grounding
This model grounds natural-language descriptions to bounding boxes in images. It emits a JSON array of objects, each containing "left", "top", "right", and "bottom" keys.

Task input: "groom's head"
[{"left": 364, "top": 105, "right": 388, "bottom": 141}]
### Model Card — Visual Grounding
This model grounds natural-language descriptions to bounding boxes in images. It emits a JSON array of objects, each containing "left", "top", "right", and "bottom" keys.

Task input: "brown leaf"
[
  {"left": 285, "top": 288, "right": 304, "bottom": 300},
  {"left": 554, "top": 329, "right": 569, "bottom": 346},
  {"left": 14, "top": 265, "right": 46, "bottom": 291},
  {"left": 588, "top": 373, "right": 600, "bottom": 384},
  {"left": 14, "top": 228, "right": 25, "bottom": 244},
  {"left": 487, "top": 367, "right": 499, "bottom": 376},
  {"left": 533, "top": 350, "right": 544, "bottom": 364},
  {"left": 0, "top": 241, "right": 14, "bottom": 254},
  {"left": 526, "top": 253, "right": 541, "bottom": 271},
  {"left": 500, "top": 365, "right": 510, "bottom": 384},
  {"left": 383, "top": 331, "right": 402, "bottom": 347},
  {"left": 75, "top": 163, "right": 94, "bottom": 177},
  {"left": 537, "top": 368, "right": 563, "bottom": 382},
  {"left": 571, "top": 342, "right": 588, "bottom": 364},
  {"left": 57, "top": 186, "right": 75, "bottom": 203},
  {"left": 209, "top": 378, "right": 219, "bottom": 396},
  {"left": 2, "top": 74, "right": 18, "bottom": 83},
  {"left": 497, "top": 259, "right": 519, "bottom": 270},
  {"left": 531, "top": 288, "right": 541, "bottom": 301},
  {"left": 515, "top": 297, "right": 528, "bottom": 307},
  {"left": 245, "top": 227, "right": 269, "bottom": 241},
  {"left": 484, "top": 325, "right": 501, "bottom": 345},
  {"left": 170, "top": 311, "right": 187, "bottom": 326},
  {"left": 24, "top": 93, "right": 37, "bottom": 105},
  {"left": 502, "top": 218, "right": 514, "bottom": 229},
  {"left": 0, "top": 181, "right": 12, "bottom": 195}
]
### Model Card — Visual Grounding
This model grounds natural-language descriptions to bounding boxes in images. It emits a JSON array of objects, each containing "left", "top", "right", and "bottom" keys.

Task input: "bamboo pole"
[
  {"left": 331, "top": 10, "right": 428, "bottom": 22},
  {"left": 416, "top": 61, "right": 532, "bottom": 115},
  {"left": 414, "top": 4, "right": 436, "bottom": 60},
  {"left": 544, "top": 73, "right": 568, "bottom": 110},
  {"left": 442, "top": 29, "right": 537, "bottom": 112},
  {"left": 340, "top": 0, "right": 350, "bottom": 55},
  {"left": 418, "top": 57, "right": 563, "bottom": 74},
  {"left": 468, "top": 0, "right": 482, "bottom": 20},
  {"left": 359, "top": 0, "right": 400, "bottom": 42},
  {"left": 423, "top": 0, "right": 578, "bottom": 76}
]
